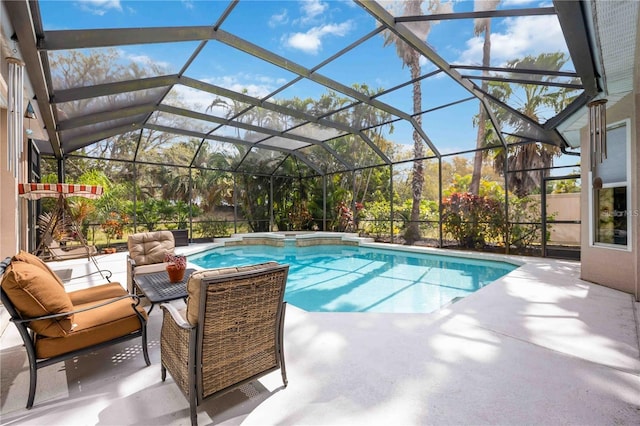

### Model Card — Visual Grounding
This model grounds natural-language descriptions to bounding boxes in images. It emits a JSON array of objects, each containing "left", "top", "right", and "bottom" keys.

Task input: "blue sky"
[{"left": 39, "top": 0, "right": 578, "bottom": 169}]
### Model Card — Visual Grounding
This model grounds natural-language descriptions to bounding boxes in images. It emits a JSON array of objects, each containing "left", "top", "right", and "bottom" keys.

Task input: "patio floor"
[{"left": 1, "top": 246, "right": 639, "bottom": 425}]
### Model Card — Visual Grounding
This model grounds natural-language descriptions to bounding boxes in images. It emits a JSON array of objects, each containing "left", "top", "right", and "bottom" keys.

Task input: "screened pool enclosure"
[{"left": 8, "top": 0, "right": 598, "bottom": 257}]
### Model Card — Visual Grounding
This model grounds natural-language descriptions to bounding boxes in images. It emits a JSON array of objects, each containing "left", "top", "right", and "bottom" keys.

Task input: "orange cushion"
[
  {"left": 1, "top": 261, "right": 74, "bottom": 337},
  {"left": 186, "top": 262, "right": 278, "bottom": 325},
  {"left": 127, "top": 231, "right": 175, "bottom": 266},
  {"left": 12, "top": 250, "right": 65, "bottom": 288},
  {"left": 34, "top": 298, "right": 147, "bottom": 359},
  {"left": 68, "top": 282, "right": 128, "bottom": 306}
]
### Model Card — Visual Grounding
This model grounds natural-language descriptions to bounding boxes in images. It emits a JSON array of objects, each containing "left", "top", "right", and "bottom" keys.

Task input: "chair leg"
[
  {"left": 161, "top": 364, "right": 166, "bottom": 381},
  {"left": 279, "top": 347, "right": 288, "bottom": 388},
  {"left": 280, "top": 364, "right": 288, "bottom": 388},
  {"left": 189, "top": 395, "right": 198, "bottom": 426},
  {"left": 141, "top": 325, "right": 151, "bottom": 366},
  {"left": 22, "top": 331, "right": 39, "bottom": 409},
  {"left": 278, "top": 327, "right": 287, "bottom": 387},
  {"left": 27, "top": 361, "right": 37, "bottom": 409},
  {"left": 278, "top": 303, "right": 288, "bottom": 387},
  {"left": 188, "top": 332, "right": 198, "bottom": 426},
  {"left": 278, "top": 331, "right": 287, "bottom": 386},
  {"left": 135, "top": 307, "right": 151, "bottom": 367}
]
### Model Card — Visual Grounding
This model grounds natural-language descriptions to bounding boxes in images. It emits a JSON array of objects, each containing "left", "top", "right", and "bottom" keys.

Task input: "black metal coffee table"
[{"left": 134, "top": 268, "right": 196, "bottom": 313}]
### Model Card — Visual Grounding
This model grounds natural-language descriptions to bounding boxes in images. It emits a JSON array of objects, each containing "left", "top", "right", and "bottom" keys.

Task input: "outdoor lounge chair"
[
  {"left": 127, "top": 230, "right": 175, "bottom": 295},
  {"left": 160, "top": 262, "right": 289, "bottom": 426},
  {"left": 0, "top": 251, "right": 150, "bottom": 409}
]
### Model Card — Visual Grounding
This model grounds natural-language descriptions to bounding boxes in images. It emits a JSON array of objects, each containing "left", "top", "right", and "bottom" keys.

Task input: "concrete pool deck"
[{"left": 1, "top": 245, "right": 639, "bottom": 425}]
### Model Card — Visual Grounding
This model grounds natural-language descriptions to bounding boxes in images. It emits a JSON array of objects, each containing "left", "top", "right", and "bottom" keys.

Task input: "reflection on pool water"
[{"left": 189, "top": 243, "right": 518, "bottom": 314}]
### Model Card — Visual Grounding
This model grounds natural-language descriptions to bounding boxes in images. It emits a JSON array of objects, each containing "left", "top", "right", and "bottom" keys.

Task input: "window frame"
[{"left": 589, "top": 119, "right": 631, "bottom": 251}]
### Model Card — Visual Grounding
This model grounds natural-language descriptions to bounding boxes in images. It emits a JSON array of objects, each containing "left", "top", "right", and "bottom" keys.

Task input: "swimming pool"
[{"left": 189, "top": 241, "right": 518, "bottom": 314}]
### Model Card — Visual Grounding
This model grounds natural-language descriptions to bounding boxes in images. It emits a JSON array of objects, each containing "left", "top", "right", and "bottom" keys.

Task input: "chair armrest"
[
  {"left": 160, "top": 303, "right": 193, "bottom": 330},
  {"left": 10, "top": 294, "right": 142, "bottom": 324},
  {"left": 127, "top": 255, "right": 138, "bottom": 294},
  {"left": 134, "top": 263, "right": 170, "bottom": 275}
]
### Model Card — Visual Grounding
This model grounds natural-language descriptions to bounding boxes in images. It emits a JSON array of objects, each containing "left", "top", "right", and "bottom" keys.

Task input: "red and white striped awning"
[{"left": 18, "top": 183, "right": 104, "bottom": 200}]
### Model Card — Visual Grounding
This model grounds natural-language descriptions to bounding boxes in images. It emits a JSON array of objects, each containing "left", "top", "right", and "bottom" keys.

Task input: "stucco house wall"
[
  {"left": 0, "top": 76, "right": 21, "bottom": 260},
  {"left": 580, "top": 93, "right": 639, "bottom": 301}
]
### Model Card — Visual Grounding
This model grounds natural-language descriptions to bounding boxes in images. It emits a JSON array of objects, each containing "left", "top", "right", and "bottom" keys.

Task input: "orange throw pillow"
[
  {"left": 12, "top": 250, "right": 65, "bottom": 288},
  {"left": 1, "top": 261, "right": 74, "bottom": 337}
]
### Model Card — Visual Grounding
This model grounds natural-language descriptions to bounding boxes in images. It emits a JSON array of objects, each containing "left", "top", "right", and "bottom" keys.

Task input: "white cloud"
[
  {"left": 127, "top": 54, "right": 171, "bottom": 70},
  {"left": 278, "top": 1, "right": 354, "bottom": 55},
  {"left": 76, "top": 0, "right": 122, "bottom": 15},
  {"left": 298, "top": 0, "right": 328, "bottom": 25},
  {"left": 287, "top": 32, "right": 321, "bottom": 54},
  {"left": 202, "top": 74, "right": 275, "bottom": 99},
  {"left": 171, "top": 86, "right": 207, "bottom": 111},
  {"left": 269, "top": 9, "right": 289, "bottom": 28},
  {"left": 457, "top": 15, "right": 567, "bottom": 66},
  {"left": 285, "top": 21, "right": 353, "bottom": 55},
  {"left": 181, "top": 0, "right": 194, "bottom": 10},
  {"left": 227, "top": 83, "right": 272, "bottom": 99}
]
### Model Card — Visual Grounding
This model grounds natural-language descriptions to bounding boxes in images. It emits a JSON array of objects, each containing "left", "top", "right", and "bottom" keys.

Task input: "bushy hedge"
[
  {"left": 441, "top": 193, "right": 505, "bottom": 248},
  {"left": 442, "top": 192, "right": 549, "bottom": 250}
]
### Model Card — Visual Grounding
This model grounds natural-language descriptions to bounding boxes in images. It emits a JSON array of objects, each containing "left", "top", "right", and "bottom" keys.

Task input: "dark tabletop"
[{"left": 134, "top": 268, "right": 196, "bottom": 304}]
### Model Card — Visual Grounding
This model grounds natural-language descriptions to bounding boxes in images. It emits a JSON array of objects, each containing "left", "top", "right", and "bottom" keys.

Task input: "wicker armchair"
[{"left": 160, "top": 262, "right": 289, "bottom": 426}]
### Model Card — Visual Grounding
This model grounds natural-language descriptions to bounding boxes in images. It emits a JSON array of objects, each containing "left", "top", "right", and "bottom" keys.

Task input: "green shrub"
[
  {"left": 364, "top": 201, "right": 395, "bottom": 239},
  {"left": 441, "top": 192, "right": 505, "bottom": 248},
  {"left": 508, "top": 196, "right": 553, "bottom": 248},
  {"left": 196, "top": 220, "right": 230, "bottom": 239}
]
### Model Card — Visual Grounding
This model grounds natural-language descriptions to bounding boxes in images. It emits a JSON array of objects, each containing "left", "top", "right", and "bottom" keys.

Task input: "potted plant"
[{"left": 165, "top": 253, "right": 187, "bottom": 283}]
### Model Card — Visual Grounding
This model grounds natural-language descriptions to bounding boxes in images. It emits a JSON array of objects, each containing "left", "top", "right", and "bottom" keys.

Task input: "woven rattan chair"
[{"left": 160, "top": 262, "right": 289, "bottom": 426}]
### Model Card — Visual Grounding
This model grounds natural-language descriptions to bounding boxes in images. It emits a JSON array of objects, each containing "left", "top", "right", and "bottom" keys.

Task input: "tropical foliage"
[
  {"left": 441, "top": 192, "right": 504, "bottom": 248},
  {"left": 477, "top": 52, "right": 580, "bottom": 197}
]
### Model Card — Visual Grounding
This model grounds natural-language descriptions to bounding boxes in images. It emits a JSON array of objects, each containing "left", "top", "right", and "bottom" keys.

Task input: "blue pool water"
[{"left": 189, "top": 243, "right": 518, "bottom": 314}]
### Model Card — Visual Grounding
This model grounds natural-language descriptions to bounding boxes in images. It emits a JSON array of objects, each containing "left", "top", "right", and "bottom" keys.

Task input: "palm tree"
[
  {"left": 489, "top": 52, "right": 579, "bottom": 196},
  {"left": 383, "top": 0, "right": 449, "bottom": 244},
  {"left": 469, "top": 0, "right": 501, "bottom": 196}
]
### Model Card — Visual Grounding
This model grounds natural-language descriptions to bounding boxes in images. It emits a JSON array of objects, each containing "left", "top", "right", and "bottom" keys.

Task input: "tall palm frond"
[{"left": 487, "top": 52, "right": 573, "bottom": 196}]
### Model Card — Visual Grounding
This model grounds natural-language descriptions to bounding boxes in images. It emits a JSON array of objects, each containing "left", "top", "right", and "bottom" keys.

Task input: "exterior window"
[
  {"left": 595, "top": 186, "right": 627, "bottom": 245},
  {"left": 593, "top": 122, "right": 629, "bottom": 247}
]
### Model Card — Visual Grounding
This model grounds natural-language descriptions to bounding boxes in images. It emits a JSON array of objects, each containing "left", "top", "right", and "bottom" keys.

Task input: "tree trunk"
[
  {"left": 470, "top": 22, "right": 492, "bottom": 195},
  {"left": 404, "top": 51, "right": 424, "bottom": 245}
]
